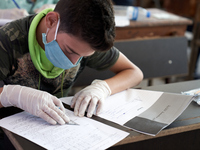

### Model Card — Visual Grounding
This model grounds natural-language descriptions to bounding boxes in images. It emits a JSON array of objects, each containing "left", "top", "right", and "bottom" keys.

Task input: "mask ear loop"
[
  {"left": 45, "top": 18, "right": 60, "bottom": 40},
  {"left": 54, "top": 18, "right": 60, "bottom": 40},
  {"left": 46, "top": 28, "right": 50, "bottom": 35}
]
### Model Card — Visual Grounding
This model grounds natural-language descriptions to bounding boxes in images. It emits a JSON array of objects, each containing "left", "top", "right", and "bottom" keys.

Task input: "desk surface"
[
  {"left": 2, "top": 79, "right": 200, "bottom": 150},
  {"left": 124, "top": 9, "right": 192, "bottom": 28},
  {"left": 115, "top": 8, "right": 193, "bottom": 40}
]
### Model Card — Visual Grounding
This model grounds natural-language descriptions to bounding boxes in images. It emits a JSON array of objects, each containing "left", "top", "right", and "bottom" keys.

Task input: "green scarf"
[{"left": 28, "top": 8, "right": 64, "bottom": 79}]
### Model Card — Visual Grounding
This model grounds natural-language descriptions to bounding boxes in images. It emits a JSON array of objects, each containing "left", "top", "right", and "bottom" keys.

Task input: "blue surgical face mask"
[{"left": 42, "top": 19, "right": 82, "bottom": 69}]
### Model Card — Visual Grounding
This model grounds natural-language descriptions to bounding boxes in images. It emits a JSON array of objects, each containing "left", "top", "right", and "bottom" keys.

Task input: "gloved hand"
[
  {"left": 71, "top": 80, "right": 111, "bottom": 117},
  {"left": 0, "top": 85, "right": 69, "bottom": 125},
  {"left": 0, "top": 8, "right": 28, "bottom": 20}
]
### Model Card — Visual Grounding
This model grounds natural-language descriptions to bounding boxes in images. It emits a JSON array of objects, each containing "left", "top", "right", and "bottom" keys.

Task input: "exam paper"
[
  {"left": 0, "top": 109, "right": 129, "bottom": 150},
  {"left": 99, "top": 89, "right": 193, "bottom": 136},
  {"left": 98, "top": 89, "right": 162, "bottom": 125},
  {"left": 124, "top": 92, "right": 193, "bottom": 136}
]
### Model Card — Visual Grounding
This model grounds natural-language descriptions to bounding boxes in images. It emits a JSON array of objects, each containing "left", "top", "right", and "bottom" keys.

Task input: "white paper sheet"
[
  {"left": 124, "top": 92, "right": 193, "bottom": 136},
  {"left": 114, "top": 16, "right": 130, "bottom": 27},
  {"left": 0, "top": 19, "right": 13, "bottom": 26},
  {"left": 0, "top": 109, "right": 129, "bottom": 150}
]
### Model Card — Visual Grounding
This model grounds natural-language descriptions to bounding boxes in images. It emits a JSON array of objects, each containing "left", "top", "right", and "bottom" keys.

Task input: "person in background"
[{"left": 0, "top": 0, "right": 58, "bottom": 20}]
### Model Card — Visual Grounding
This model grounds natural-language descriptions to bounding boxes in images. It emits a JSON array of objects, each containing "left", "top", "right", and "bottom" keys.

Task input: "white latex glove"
[
  {"left": 0, "top": 8, "right": 29, "bottom": 20},
  {"left": 0, "top": 85, "right": 70, "bottom": 125},
  {"left": 71, "top": 80, "right": 111, "bottom": 117}
]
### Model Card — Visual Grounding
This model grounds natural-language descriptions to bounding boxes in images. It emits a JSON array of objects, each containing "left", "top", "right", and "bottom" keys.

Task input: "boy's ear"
[{"left": 45, "top": 12, "right": 60, "bottom": 28}]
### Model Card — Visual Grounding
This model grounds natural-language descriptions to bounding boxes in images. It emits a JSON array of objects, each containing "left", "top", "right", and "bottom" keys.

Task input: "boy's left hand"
[{"left": 71, "top": 80, "right": 111, "bottom": 117}]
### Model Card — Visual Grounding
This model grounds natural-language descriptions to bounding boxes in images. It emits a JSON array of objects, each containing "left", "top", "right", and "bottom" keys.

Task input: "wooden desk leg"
[
  {"left": 188, "top": 43, "right": 200, "bottom": 79},
  {"left": 147, "top": 79, "right": 152, "bottom": 86}
]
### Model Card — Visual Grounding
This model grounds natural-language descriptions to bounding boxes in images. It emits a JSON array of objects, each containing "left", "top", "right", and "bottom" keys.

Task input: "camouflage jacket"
[{"left": 0, "top": 15, "right": 119, "bottom": 96}]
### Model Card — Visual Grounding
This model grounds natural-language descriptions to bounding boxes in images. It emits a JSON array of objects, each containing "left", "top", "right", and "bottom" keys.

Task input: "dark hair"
[{"left": 54, "top": 0, "right": 115, "bottom": 51}]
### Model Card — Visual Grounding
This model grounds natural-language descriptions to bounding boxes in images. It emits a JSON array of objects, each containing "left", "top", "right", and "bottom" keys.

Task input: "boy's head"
[{"left": 54, "top": 0, "right": 115, "bottom": 52}]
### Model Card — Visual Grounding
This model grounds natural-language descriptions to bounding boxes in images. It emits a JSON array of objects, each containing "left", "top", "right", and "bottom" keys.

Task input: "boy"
[{"left": 0, "top": 0, "right": 143, "bottom": 125}]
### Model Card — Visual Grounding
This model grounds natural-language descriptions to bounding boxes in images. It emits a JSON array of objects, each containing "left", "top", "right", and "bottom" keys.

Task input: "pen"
[
  {"left": 12, "top": 0, "right": 20, "bottom": 9},
  {"left": 67, "top": 120, "right": 79, "bottom": 125}
]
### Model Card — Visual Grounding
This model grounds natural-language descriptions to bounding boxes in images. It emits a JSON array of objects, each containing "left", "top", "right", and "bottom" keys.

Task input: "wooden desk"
[
  {"left": 2, "top": 79, "right": 200, "bottom": 150},
  {"left": 115, "top": 8, "right": 193, "bottom": 40}
]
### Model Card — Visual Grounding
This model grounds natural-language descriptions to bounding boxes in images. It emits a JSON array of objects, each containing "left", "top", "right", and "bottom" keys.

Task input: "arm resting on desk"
[{"left": 106, "top": 52, "right": 143, "bottom": 94}]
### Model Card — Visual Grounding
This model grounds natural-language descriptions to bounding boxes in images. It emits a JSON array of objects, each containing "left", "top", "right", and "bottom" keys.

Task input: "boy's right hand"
[{"left": 0, "top": 85, "right": 69, "bottom": 125}]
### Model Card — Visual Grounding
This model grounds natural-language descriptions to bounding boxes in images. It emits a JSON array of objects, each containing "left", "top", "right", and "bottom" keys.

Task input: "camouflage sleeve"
[
  {"left": 0, "top": 24, "right": 13, "bottom": 80},
  {"left": 0, "top": 16, "right": 31, "bottom": 80},
  {"left": 86, "top": 46, "right": 120, "bottom": 71}
]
